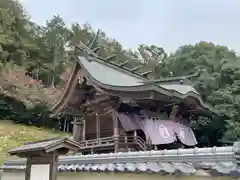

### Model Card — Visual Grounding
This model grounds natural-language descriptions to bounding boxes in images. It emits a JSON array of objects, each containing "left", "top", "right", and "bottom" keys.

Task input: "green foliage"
[
  {"left": 161, "top": 42, "right": 240, "bottom": 143},
  {"left": 0, "top": 93, "right": 57, "bottom": 128},
  {"left": 1, "top": 0, "right": 240, "bottom": 147}
]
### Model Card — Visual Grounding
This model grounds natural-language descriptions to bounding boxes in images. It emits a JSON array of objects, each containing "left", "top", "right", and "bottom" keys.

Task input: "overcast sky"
[{"left": 20, "top": 0, "right": 240, "bottom": 54}]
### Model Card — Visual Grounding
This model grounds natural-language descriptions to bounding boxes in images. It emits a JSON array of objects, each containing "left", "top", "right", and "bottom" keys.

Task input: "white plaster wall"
[{"left": 1, "top": 172, "right": 235, "bottom": 180}]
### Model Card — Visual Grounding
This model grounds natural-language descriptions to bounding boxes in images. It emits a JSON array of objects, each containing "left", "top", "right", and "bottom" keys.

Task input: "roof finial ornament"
[
  {"left": 140, "top": 71, "right": 153, "bottom": 77},
  {"left": 186, "top": 68, "right": 206, "bottom": 79},
  {"left": 105, "top": 54, "right": 118, "bottom": 61},
  {"left": 88, "top": 29, "right": 100, "bottom": 50},
  {"left": 91, "top": 46, "right": 101, "bottom": 53},
  {"left": 118, "top": 60, "right": 129, "bottom": 67},
  {"left": 75, "top": 29, "right": 119, "bottom": 63},
  {"left": 130, "top": 66, "right": 142, "bottom": 72},
  {"left": 74, "top": 29, "right": 103, "bottom": 61},
  {"left": 74, "top": 30, "right": 154, "bottom": 78}
]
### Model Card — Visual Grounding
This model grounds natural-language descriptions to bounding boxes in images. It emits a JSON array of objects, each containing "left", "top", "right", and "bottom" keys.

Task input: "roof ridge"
[
  {"left": 75, "top": 32, "right": 202, "bottom": 85},
  {"left": 140, "top": 69, "right": 203, "bottom": 85},
  {"left": 75, "top": 45, "right": 150, "bottom": 79},
  {"left": 24, "top": 137, "right": 62, "bottom": 145},
  {"left": 74, "top": 29, "right": 152, "bottom": 79}
]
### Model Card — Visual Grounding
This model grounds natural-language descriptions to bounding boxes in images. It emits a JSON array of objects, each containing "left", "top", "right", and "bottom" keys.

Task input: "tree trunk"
[{"left": 51, "top": 72, "right": 55, "bottom": 88}]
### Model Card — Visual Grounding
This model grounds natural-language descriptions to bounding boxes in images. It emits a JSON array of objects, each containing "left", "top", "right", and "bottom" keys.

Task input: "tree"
[
  {"left": 137, "top": 44, "right": 168, "bottom": 78},
  {"left": 165, "top": 41, "right": 240, "bottom": 144}
]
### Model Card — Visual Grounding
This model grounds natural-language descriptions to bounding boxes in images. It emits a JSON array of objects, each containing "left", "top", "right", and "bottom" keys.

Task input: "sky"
[{"left": 20, "top": 0, "right": 240, "bottom": 54}]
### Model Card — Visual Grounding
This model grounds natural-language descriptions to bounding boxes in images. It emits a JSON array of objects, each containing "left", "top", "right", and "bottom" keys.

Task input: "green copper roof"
[
  {"left": 159, "top": 84, "right": 199, "bottom": 95},
  {"left": 51, "top": 30, "right": 217, "bottom": 117},
  {"left": 80, "top": 56, "right": 142, "bottom": 86},
  {"left": 79, "top": 56, "right": 199, "bottom": 96}
]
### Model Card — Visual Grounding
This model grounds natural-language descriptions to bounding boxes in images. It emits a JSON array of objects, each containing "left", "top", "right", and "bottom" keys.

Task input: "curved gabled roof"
[
  {"left": 51, "top": 54, "right": 216, "bottom": 116},
  {"left": 51, "top": 30, "right": 218, "bottom": 116},
  {"left": 79, "top": 56, "right": 198, "bottom": 93},
  {"left": 77, "top": 56, "right": 215, "bottom": 114}
]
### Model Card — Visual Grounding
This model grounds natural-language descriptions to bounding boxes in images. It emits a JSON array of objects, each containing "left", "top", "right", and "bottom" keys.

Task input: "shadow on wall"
[{"left": 1, "top": 172, "right": 234, "bottom": 180}]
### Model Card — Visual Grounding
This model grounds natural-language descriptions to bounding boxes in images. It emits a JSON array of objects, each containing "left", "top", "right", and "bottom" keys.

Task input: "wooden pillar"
[
  {"left": 72, "top": 117, "right": 82, "bottom": 142},
  {"left": 133, "top": 130, "right": 137, "bottom": 151},
  {"left": 96, "top": 113, "right": 100, "bottom": 139},
  {"left": 124, "top": 132, "right": 128, "bottom": 150},
  {"left": 63, "top": 116, "right": 67, "bottom": 132},
  {"left": 82, "top": 119, "right": 86, "bottom": 141},
  {"left": 134, "top": 130, "right": 137, "bottom": 139},
  {"left": 49, "top": 152, "right": 58, "bottom": 180},
  {"left": 72, "top": 116, "right": 86, "bottom": 142},
  {"left": 25, "top": 158, "right": 31, "bottom": 180},
  {"left": 66, "top": 116, "right": 70, "bottom": 132},
  {"left": 112, "top": 110, "right": 119, "bottom": 153}
]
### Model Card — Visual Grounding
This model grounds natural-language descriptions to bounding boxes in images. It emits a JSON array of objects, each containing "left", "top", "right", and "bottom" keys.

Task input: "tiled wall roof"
[{"left": 2, "top": 144, "right": 240, "bottom": 177}]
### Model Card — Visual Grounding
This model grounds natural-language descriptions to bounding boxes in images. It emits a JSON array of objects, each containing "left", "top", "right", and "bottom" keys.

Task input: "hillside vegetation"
[
  {"left": 1, "top": 0, "right": 240, "bottom": 149},
  {"left": 0, "top": 64, "right": 64, "bottom": 107},
  {"left": 0, "top": 120, "right": 69, "bottom": 165}
]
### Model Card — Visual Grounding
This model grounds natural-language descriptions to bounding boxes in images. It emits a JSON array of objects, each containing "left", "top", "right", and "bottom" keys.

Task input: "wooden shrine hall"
[{"left": 51, "top": 31, "right": 217, "bottom": 154}]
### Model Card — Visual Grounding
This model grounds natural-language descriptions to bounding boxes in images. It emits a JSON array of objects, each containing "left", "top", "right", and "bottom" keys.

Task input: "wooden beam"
[
  {"left": 88, "top": 107, "right": 113, "bottom": 116},
  {"left": 83, "top": 96, "right": 109, "bottom": 107},
  {"left": 62, "top": 106, "right": 83, "bottom": 116},
  {"left": 164, "top": 103, "right": 178, "bottom": 107},
  {"left": 82, "top": 99, "right": 112, "bottom": 114}
]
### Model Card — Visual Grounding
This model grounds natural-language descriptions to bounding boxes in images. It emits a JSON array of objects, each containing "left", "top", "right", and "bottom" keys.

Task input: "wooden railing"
[
  {"left": 135, "top": 136, "right": 149, "bottom": 150},
  {"left": 118, "top": 136, "right": 148, "bottom": 151},
  {"left": 78, "top": 135, "right": 148, "bottom": 151},
  {"left": 79, "top": 136, "right": 114, "bottom": 149}
]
